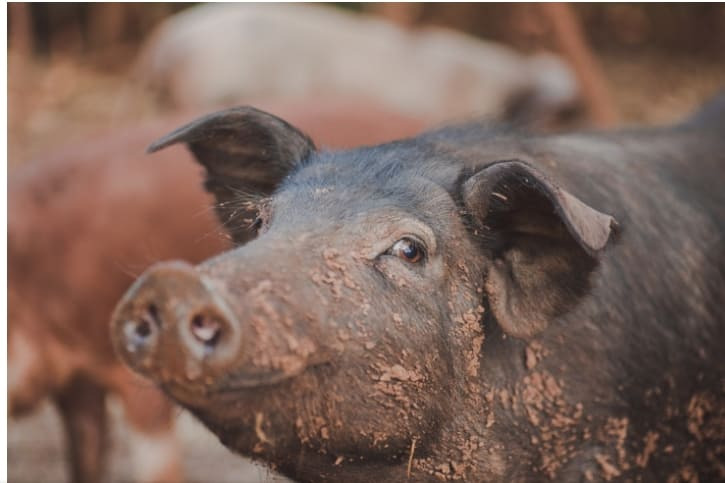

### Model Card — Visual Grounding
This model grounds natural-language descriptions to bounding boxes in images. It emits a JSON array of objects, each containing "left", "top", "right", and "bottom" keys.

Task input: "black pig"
[{"left": 112, "top": 94, "right": 725, "bottom": 482}]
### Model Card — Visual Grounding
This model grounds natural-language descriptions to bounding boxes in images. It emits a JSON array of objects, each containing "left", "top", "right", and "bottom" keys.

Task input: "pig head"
[{"left": 110, "top": 106, "right": 628, "bottom": 481}]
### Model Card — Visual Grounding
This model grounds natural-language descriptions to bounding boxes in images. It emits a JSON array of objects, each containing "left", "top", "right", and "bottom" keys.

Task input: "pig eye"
[{"left": 389, "top": 237, "right": 425, "bottom": 263}]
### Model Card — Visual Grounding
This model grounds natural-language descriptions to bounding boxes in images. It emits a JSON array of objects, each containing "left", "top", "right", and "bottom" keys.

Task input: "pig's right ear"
[
  {"left": 148, "top": 107, "right": 316, "bottom": 242},
  {"left": 462, "top": 160, "right": 617, "bottom": 339}
]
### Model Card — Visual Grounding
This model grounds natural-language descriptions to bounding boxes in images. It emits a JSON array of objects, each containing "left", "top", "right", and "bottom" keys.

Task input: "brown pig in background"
[
  {"left": 8, "top": 99, "right": 426, "bottom": 483},
  {"left": 8, "top": 120, "right": 224, "bottom": 483},
  {"left": 112, "top": 93, "right": 725, "bottom": 482}
]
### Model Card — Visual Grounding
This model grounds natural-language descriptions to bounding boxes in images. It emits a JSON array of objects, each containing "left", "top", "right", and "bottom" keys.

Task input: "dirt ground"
[
  {"left": 7, "top": 12, "right": 725, "bottom": 482},
  {"left": 8, "top": 398, "right": 289, "bottom": 483}
]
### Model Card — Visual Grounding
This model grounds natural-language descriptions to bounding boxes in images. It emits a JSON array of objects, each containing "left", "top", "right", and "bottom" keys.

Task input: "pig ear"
[
  {"left": 462, "top": 160, "right": 617, "bottom": 339},
  {"left": 148, "top": 106, "right": 316, "bottom": 242}
]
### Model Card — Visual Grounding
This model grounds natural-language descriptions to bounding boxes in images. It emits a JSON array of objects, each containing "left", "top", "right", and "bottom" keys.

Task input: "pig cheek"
[
  {"left": 298, "top": 340, "right": 450, "bottom": 456},
  {"left": 183, "top": 383, "right": 305, "bottom": 459},
  {"left": 328, "top": 302, "right": 451, "bottom": 452},
  {"left": 335, "top": 378, "right": 444, "bottom": 456}
]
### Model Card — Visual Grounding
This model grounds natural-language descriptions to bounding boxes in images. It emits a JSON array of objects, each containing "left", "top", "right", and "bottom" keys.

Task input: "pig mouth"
[
  {"left": 215, "top": 365, "right": 313, "bottom": 389},
  {"left": 160, "top": 358, "right": 332, "bottom": 408},
  {"left": 213, "top": 349, "right": 335, "bottom": 390}
]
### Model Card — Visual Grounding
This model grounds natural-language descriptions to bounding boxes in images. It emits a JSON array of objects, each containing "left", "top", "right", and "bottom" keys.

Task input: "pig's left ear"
[
  {"left": 148, "top": 107, "right": 316, "bottom": 242},
  {"left": 462, "top": 160, "right": 617, "bottom": 339}
]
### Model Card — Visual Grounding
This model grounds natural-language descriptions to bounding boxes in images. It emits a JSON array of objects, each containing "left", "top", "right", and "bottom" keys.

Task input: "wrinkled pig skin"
[
  {"left": 112, "top": 93, "right": 725, "bottom": 482},
  {"left": 9, "top": 100, "right": 426, "bottom": 483}
]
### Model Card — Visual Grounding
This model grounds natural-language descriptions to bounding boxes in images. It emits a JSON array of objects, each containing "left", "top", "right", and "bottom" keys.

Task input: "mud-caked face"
[
  {"left": 112, "top": 107, "right": 615, "bottom": 474},
  {"left": 114, "top": 142, "right": 488, "bottom": 462},
  {"left": 211, "top": 154, "right": 488, "bottom": 452}
]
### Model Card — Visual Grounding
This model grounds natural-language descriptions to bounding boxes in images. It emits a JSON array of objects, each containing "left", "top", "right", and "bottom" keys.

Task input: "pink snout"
[{"left": 111, "top": 261, "right": 242, "bottom": 381}]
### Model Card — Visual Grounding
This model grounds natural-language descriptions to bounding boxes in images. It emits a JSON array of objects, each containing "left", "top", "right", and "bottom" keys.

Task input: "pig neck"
[
  {"left": 398, "top": 305, "right": 515, "bottom": 481},
  {"left": 371, "top": 268, "right": 519, "bottom": 481}
]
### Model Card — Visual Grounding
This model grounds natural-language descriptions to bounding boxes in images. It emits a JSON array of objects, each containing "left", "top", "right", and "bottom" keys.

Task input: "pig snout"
[{"left": 111, "top": 261, "right": 242, "bottom": 381}]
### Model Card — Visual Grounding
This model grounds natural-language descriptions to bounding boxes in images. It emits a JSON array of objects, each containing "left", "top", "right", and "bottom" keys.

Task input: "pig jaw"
[
  {"left": 114, "top": 279, "right": 508, "bottom": 481},
  {"left": 112, "top": 231, "right": 505, "bottom": 479},
  {"left": 174, "top": 285, "right": 504, "bottom": 481},
  {"left": 182, "top": 349, "right": 506, "bottom": 483},
  {"left": 170, "top": 314, "right": 460, "bottom": 461}
]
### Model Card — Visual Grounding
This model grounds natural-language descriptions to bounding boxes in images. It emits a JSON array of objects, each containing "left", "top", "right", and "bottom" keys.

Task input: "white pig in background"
[{"left": 136, "top": 3, "right": 578, "bottom": 122}]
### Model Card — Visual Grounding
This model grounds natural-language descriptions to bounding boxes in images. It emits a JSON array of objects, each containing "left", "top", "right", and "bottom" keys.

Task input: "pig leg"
[
  {"left": 54, "top": 375, "right": 109, "bottom": 483},
  {"left": 8, "top": 328, "right": 49, "bottom": 417},
  {"left": 114, "top": 372, "right": 183, "bottom": 483}
]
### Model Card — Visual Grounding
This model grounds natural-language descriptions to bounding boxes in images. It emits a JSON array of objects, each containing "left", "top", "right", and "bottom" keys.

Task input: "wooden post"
[
  {"left": 88, "top": 3, "right": 126, "bottom": 49},
  {"left": 9, "top": 3, "right": 34, "bottom": 56},
  {"left": 538, "top": 3, "right": 619, "bottom": 127},
  {"left": 366, "top": 3, "right": 423, "bottom": 28}
]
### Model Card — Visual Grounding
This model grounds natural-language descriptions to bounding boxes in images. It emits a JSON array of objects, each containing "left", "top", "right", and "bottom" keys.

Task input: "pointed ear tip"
[
  {"left": 587, "top": 216, "right": 618, "bottom": 255},
  {"left": 146, "top": 138, "right": 172, "bottom": 154},
  {"left": 604, "top": 214, "right": 619, "bottom": 239}
]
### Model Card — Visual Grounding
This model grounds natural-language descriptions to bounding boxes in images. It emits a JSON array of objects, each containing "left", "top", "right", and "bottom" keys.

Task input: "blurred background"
[
  {"left": 8, "top": 3, "right": 725, "bottom": 165},
  {"left": 7, "top": 3, "right": 725, "bottom": 482}
]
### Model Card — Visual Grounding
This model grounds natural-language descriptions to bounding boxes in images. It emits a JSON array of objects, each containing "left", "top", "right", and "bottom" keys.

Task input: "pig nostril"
[
  {"left": 122, "top": 307, "right": 160, "bottom": 354},
  {"left": 126, "top": 304, "right": 160, "bottom": 345},
  {"left": 190, "top": 314, "right": 222, "bottom": 347},
  {"left": 136, "top": 304, "right": 161, "bottom": 338},
  {"left": 135, "top": 319, "right": 152, "bottom": 338},
  {"left": 147, "top": 303, "right": 160, "bottom": 325}
]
